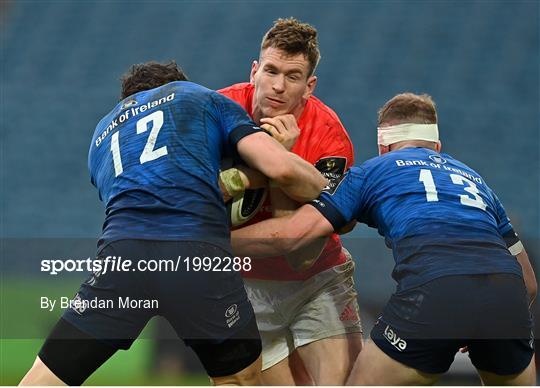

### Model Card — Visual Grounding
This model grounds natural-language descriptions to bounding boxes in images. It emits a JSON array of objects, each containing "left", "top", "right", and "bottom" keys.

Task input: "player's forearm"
[
  {"left": 232, "top": 205, "right": 334, "bottom": 260},
  {"left": 270, "top": 187, "right": 298, "bottom": 218},
  {"left": 516, "top": 248, "right": 537, "bottom": 307},
  {"left": 274, "top": 153, "right": 327, "bottom": 202},
  {"left": 269, "top": 187, "right": 327, "bottom": 271},
  {"left": 231, "top": 217, "right": 298, "bottom": 257}
]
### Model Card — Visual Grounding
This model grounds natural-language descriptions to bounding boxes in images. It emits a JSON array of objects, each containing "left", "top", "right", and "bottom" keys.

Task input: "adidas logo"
[{"left": 339, "top": 303, "right": 358, "bottom": 321}]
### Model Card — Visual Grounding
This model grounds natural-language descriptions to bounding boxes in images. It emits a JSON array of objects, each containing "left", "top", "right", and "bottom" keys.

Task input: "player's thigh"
[
  {"left": 287, "top": 350, "right": 315, "bottom": 385},
  {"left": 290, "top": 259, "right": 362, "bottom": 380},
  {"left": 261, "top": 356, "right": 296, "bottom": 386},
  {"left": 23, "top": 318, "right": 118, "bottom": 386},
  {"left": 163, "top": 242, "right": 262, "bottom": 379},
  {"left": 477, "top": 356, "right": 536, "bottom": 386},
  {"left": 466, "top": 274, "right": 535, "bottom": 381},
  {"left": 243, "top": 278, "right": 295, "bottom": 372},
  {"left": 19, "top": 356, "right": 66, "bottom": 386},
  {"left": 296, "top": 333, "right": 363, "bottom": 385},
  {"left": 186, "top": 312, "right": 262, "bottom": 381},
  {"left": 367, "top": 278, "right": 473, "bottom": 379},
  {"left": 468, "top": 338, "right": 535, "bottom": 385},
  {"left": 291, "top": 258, "right": 363, "bottom": 349},
  {"left": 30, "top": 240, "right": 158, "bottom": 385},
  {"left": 62, "top": 240, "right": 160, "bottom": 348},
  {"left": 261, "top": 352, "right": 313, "bottom": 386},
  {"left": 347, "top": 339, "right": 440, "bottom": 386}
]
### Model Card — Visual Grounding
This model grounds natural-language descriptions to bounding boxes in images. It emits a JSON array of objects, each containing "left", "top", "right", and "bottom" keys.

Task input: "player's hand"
[{"left": 260, "top": 114, "right": 300, "bottom": 151}]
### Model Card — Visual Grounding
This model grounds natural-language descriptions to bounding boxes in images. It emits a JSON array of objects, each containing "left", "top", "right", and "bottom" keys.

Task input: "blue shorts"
[
  {"left": 62, "top": 239, "right": 258, "bottom": 350},
  {"left": 371, "top": 274, "right": 534, "bottom": 375}
]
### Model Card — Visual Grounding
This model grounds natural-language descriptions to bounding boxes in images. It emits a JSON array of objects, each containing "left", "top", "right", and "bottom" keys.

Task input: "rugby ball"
[{"left": 228, "top": 187, "right": 267, "bottom": 227}]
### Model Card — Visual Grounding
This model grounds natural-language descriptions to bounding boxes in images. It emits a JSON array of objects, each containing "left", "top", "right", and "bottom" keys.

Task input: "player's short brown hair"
[
  {"left": 378, "top": 93, "right": 437, "bottom": 126},
  {"left": 120, "top": 61, "right": 188, "bottom": 99},
  {"left": 261, "top": 17, "right": 320, "bottom": 77}
]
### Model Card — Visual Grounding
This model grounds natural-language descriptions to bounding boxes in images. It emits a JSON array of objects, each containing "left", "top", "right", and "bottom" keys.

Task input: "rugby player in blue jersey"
[
  {"left": 19, "top": 61, "right": 327, "bottom": 386},
  {"left": 232, "top": 92, "right": 537, "bottom": 385}
]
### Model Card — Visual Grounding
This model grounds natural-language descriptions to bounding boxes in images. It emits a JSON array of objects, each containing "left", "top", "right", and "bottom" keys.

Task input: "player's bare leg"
[
  {"left": 287, "top": 350, "right": 315, "bottom": 385},
  {"left": 346, "top": 339, "right": 440, "bottom": 385},
  {"left": 19, "top": 356, "right": 65, "bottom": 386},
  {"left": 261, "top": 352, "right": 313, "bottom": 385},
  {"left": 210, "top": 354, "right": 263, "bottom": 386},
  {"left": 477, "top": 356, "right": 536, "bottom": 386},
  {"left": 296, "top": 333, "right": 363, "bottom": 385}
]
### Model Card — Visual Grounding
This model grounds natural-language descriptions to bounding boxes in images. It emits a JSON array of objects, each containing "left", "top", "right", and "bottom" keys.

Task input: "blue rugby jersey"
[
  {"left": 88, "top": 81, "right": 260, "bottom": 251},
  {"left": 311, "top": 147, "right": 522, "bottom": 291}
]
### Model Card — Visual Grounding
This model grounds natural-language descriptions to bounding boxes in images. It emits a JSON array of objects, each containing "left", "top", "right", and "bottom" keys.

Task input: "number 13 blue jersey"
[{"left": 312, "top": 147, "right": 522, "bottom": 291}]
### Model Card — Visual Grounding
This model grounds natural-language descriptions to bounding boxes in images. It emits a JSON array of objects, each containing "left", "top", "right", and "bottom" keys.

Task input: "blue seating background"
[{"left": 2, "top": 0, "right": 538, "bottom": 304}]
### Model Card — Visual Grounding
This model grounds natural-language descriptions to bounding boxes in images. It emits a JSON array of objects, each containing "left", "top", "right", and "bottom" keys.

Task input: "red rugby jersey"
[{"left": 219, "top": 83, "right": 355, "bottom": 280}]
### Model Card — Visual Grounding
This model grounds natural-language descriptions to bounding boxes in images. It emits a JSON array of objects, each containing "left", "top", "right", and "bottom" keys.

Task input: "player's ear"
[
  {"left": 378, "top": 144, "right": 390, "bottom": 155},
  {"left": 303, "top": 75, "right": 317, "bottom": 100},
  {"left": 250, "top": 61, "right": 259, "bottom": 84},
  {"left": 435, "top": 141, "right": 442, "bottom": 153}
]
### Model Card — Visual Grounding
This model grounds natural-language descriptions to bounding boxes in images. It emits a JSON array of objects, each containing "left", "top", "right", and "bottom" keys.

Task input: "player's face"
[{"left": 250, "top": 47, "right": 317, "bottom": 123}]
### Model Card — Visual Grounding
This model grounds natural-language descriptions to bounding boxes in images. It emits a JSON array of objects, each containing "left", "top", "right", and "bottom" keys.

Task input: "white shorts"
[{"left": 244, "top": 250, "right": 362, "bottom": 370}]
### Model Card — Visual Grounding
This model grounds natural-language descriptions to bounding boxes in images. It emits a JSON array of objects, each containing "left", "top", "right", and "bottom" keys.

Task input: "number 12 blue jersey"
[
  {"left": 312, "top": 147, "right": 522, "bottom": 291},
  {"left": 88, "top": 81, "right": 259, "bottom": 252}
]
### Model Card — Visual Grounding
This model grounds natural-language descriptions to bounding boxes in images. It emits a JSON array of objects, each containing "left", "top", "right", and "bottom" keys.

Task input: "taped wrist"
[{"left": 220, "top": 168, "right": 246, "bottom": 197}]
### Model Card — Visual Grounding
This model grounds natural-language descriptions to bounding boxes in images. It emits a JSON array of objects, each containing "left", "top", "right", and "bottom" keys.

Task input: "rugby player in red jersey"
[{"left": 219, "top": 18, "right": 363, "bottom": 385}]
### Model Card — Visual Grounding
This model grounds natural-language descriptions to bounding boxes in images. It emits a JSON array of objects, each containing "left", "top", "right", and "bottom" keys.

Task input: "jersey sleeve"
[
  {"left": 490, "top": 189, "right": 523, "bottom": 255},
  {"left": 309, "top": 166, "right": 366, "bottom": 230},
  {"left": 311, "top": 121, "right": 355, "bottom": 193},
  {"left": 210, "top": 91, "right": 262, "bottom": 146}
]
